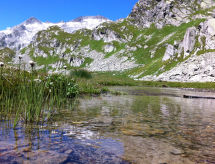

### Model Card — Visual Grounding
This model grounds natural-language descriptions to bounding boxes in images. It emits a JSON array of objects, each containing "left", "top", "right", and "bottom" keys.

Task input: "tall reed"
[{"left": 0, "top": 62, "right": 79, "bottom": 127}]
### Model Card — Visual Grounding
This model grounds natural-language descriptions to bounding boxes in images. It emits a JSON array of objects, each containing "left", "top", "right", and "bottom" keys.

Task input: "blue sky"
[{"left": 0, "top": 0, "right": 138, "bottom": 30}]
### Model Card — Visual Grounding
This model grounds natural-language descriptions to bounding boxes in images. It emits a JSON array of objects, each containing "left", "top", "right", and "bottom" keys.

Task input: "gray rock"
[
  {"left": 200, "top": 19, "right": 215, "bottom": 49},
  {"left": 141, "top": 52, "right": 215, "bottom": 82},
  {"left": 103, "top": 44, "right": 115, "bottom": 53},
  {"left": 182, "top": 27, "right": 196, "bottom": 58},
  {"left": 129, "top": 0, "right": 208, "bottom": 28},
  {"left": 201, "top": 0, "right": 215, "bottom": 9},
  {"left": 92, "top": 27, "right": 125, "bottom": 43},
  {"left": 162, "top": 44, "right": 175, "bottom": 61},
  {"left": 170, "top": 149, "right": 183, "bottom": 155},
  {"left": 85, "top": 50, "right": 138, "bottom": 72}
]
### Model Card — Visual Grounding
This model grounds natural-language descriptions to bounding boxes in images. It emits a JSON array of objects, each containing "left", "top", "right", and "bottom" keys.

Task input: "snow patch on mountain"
[{"left": 62, "top": 16, "right": 111, "bottom": 33}]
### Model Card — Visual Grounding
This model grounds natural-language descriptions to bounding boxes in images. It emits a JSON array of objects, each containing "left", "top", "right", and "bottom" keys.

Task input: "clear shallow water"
[{"left": 1, "top": 87, "right": 215, "bottom": 164}]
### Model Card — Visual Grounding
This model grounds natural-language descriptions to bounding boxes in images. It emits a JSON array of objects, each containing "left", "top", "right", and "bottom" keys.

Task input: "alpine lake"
[{"left": 1, "top": 86, "right": 215, "bottom": 164}]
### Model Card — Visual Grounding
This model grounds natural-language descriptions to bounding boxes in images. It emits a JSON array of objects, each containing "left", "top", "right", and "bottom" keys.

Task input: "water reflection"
[
  {"left": 1, "top": 87, "right": 215, "bottom": 163},
  {"left": 0, "top": 121, "right": 129, "bottom": 164}
]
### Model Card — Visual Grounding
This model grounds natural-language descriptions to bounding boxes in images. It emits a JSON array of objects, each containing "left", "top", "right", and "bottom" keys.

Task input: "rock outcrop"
[
  {"left": 182, "top": 27, "right": 197, "bottom": 58},
  {"left": 103, "top": 44, "right": 115, "bottom": 53},
  {"left": 92, "top": 27, "right": 125, "bottom": 43},
  {"left": 141, "top": 52, "right": 215, "bottom": 82},
  {"left": 162, "top": 44, "right": 175, "bottom": 61},
  {"left": 128, "top": 0, "right": 215, "bottom": 28},
  {"left": 138, "top": 17, "right": 215, "bottom": 82}
]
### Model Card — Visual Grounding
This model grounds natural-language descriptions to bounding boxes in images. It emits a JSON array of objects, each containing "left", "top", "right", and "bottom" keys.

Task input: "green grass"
[
  {"left": 0, "top": 48, "right": 15, "bottom": 63},
  {"left": 91, "top": 72, "right": 137, "bottom": 86},
  {"left": 33, "top": 55, "right": 60, "bottom": 66},
  {"left": 88, "top": 40, "right": 105, "bottom": 53},
  {"left": 70, "top": 69, "right": 92, "bottom": 79},
  {"left": 20, "top": 47, "right": 27, "bottom": 54},
  {"left": 38, "top": 46, "right": 53, "bottom": 55},
  {"left": 76, "top": 71, "right": 215, "bottom": 90},
  {"left": 71, "top": 71, "right": 138, "bottom": 95},
  {"left": 64, "top": 48, "right": 72, "bottom": 54},
  {"left": 80, "top": 57, "right": 94, "bottom": 67},
  {"left": 196, "top": 49, "right": 215, "bottom": 56},
  {"left": 140, "top": 81, "right": 215, "bottom": 90}
]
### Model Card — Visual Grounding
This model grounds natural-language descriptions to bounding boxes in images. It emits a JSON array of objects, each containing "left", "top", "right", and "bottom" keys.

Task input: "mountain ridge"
[{"left": 0, "top": 16, "right": 111, "bottom": 50}]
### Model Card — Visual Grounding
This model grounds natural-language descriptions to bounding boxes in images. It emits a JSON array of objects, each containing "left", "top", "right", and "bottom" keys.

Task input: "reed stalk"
[{"left": 0, "top": 63, "right": 80, "bottom": 127}]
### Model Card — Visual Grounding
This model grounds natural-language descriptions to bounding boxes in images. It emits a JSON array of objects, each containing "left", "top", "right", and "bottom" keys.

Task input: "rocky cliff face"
[
  {"left": 1, "top": 0, "right": 215, "bottom": 82},
  {"left": 128, "top": 0, "right": 215, "bottom": 28},
  {"left": 128, "top": 0, "right": 215, "bottom": 82},
  {"left": 140, "top": 17, "right": 215, "bottom": 82}
]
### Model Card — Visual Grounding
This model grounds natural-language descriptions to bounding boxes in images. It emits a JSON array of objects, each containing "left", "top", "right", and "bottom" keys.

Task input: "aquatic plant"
[{"left": 0, "top": 63, "right": 79, "bottom": 127}]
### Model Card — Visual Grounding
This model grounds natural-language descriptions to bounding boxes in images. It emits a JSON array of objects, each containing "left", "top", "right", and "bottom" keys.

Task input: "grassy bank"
[
  {"left": 76, "top": 71, "right": 215, "bottom": 90},
  {"left": 140, "top": 81, "right": 215, "bottom": 90}
]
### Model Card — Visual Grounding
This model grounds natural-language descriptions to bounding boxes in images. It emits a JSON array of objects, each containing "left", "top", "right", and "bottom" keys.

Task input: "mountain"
[
  {"left": 1, "top": 0, "right": 215, "bottom": 82},
  {"left": 0, "top": 16, "right": 111, "bottom": 50},
  {"left": 25, "top": 17, "right": 42, "bottom": 25}
]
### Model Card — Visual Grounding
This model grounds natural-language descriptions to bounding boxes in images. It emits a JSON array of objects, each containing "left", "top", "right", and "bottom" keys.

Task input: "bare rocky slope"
[{"left": 1, "top": 0, "right": 215, "bottom": 82}]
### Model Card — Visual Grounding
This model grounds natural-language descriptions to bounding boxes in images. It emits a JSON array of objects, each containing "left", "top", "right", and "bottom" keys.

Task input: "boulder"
[
  {"left": 162, "top": 44, "right": 175, "bottom": 61},
  {"left": 103, "top": 44, "right": 115, "bottom": 53}
]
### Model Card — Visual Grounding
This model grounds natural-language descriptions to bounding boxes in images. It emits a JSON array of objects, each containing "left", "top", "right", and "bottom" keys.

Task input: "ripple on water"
[{"left": 1, "top": 87, "right": 215, "bottom": 163}]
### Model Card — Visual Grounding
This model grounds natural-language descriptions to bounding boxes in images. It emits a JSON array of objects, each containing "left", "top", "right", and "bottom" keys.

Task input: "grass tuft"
[{"left": 70, "top": 69, "right": 92, "bottom": 79}]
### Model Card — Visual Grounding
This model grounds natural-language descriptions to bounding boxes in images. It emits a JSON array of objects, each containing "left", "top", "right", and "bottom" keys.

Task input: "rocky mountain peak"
[
  {"left": 128, "top": 0, "right": 215, "bottom": 28},
  {"left": 24, "top": 17, "right": 41, "bottom": 25}
]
